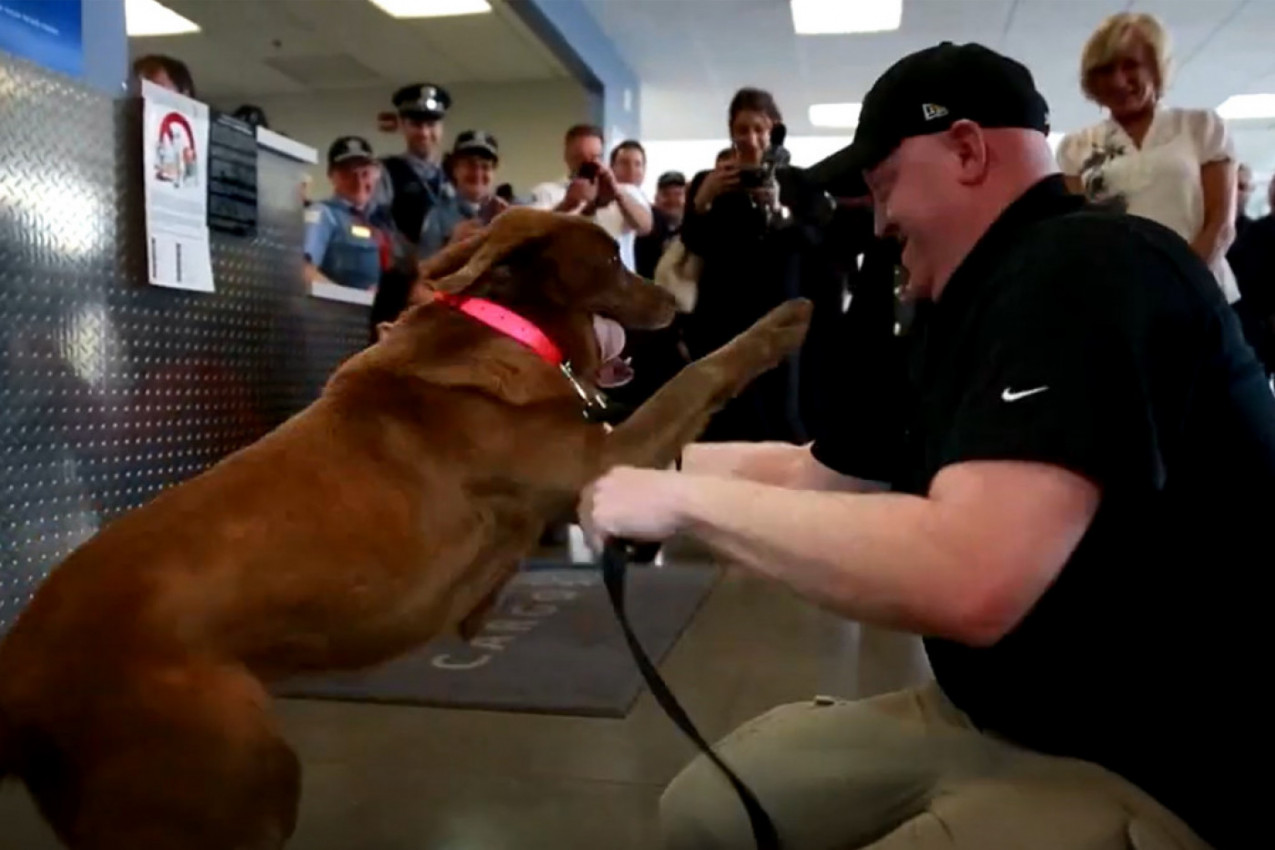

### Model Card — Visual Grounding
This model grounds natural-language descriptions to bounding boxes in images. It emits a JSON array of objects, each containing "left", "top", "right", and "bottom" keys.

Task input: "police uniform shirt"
[
  {"left": 416, "top": 185, "right": 482, "bottom": 260},
  {"left": 810, "top": 175, "right": 1275, "bottom": 848},
  {"left": 304, "top": 197, "right": 392, "bottom": 291},
  {"left": 376, "top": 153, "right": 446, "bottom": 243}
]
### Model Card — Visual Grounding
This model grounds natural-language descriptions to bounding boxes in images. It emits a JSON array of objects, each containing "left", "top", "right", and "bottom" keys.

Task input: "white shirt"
[
  {"left": 528, "top": 179, "right": 650, "bottom": 273},
  {"left": 1057, "top": 107, "right": 1240, "bottom": 303}
]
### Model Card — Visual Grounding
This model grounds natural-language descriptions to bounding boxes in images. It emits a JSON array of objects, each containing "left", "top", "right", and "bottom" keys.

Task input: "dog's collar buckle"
[{"left": 561, "top": 361, "right": 609, "bottom": 421}]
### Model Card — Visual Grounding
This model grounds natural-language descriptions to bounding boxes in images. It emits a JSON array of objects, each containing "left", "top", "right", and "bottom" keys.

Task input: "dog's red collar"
[{"left": 434, "top": 293, "right": 563, "bottom": 366}]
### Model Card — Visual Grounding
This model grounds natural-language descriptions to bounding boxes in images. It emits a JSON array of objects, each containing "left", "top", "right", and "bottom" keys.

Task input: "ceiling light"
[
  {"left": 367, "top": 0, "right": 492, "bottom": 18},
  {"left": 125, "top": 0, "right": 200, "bottom": 37},
  {"left": 809, "top": 102, "right": 862, "bottom": 128},
  {"left": 1217, "top": 93, "right": 1275, "bottom": 120},
  {"left": 791, "top": 0, "right": 902, "bottom": 35}
]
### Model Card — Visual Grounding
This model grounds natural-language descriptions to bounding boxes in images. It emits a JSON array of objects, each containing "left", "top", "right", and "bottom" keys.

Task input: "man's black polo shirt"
[{"left": 813, "top": 176, "right": 1275, "bottom": 847}]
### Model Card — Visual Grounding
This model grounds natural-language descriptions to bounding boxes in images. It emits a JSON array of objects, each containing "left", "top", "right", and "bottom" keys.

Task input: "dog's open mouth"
[{"left": 592, "top": 315, "right": 634, "bottom": 389}]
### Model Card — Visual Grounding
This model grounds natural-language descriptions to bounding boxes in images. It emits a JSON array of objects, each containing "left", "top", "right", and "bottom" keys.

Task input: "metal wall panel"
[{"left": 0, "top": 56, "right": 368, "bottom": 633}]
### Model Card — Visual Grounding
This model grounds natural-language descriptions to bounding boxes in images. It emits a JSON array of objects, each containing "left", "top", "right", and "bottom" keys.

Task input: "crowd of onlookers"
[{"left": 134, "top": 7, "right": 1274, "bottom": 449}]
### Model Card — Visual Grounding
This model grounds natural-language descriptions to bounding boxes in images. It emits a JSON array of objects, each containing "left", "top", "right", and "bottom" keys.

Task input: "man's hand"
[
  {"left": 579, "top": 466, "right": 689, "bottom": 552},
  {"left": 449, "top": 218, "right": 485, "bottom": 243},
  {"left": 595, "top": 165, "right": 620, "bottom": 206},
  {"left": 561, "top": 177, "right": 598, "bottom": 210}
]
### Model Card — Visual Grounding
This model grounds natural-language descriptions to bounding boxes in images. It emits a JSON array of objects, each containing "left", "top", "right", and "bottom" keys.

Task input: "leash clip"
[{"left": 561, "top": 361, "right": 609, "bottom": 421}]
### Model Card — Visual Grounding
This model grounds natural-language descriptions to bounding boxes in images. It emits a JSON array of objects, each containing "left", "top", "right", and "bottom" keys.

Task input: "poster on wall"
[
  {"left": 141, "top": 79, "right": 215, "bottom": 293},
  {"left": 0, "top": 0, "right": 83, "bottom": 77}
]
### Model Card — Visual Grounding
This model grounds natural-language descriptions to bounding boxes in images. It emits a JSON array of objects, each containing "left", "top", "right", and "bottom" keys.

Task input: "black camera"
[
  {"left": 574, "top": 161, "right": 601, "bottom": 181},
  {"left": 737, "top": 165, "right": 768, "bottom": 190}
]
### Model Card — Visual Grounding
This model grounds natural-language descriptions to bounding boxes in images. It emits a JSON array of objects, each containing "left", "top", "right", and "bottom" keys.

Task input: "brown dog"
[{"left": 0, "top": 207, "right": 812, "bottom": 849}]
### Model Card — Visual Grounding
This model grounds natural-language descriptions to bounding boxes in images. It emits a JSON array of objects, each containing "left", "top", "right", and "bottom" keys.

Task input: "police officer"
[
  {"left": 376, "top": 83, "right": 452, "bottom": 247},
  {"left": 418, "top": 130, "right": 508, "bottom": 259},
  {"left": 304, "top": 136, "right": 396, "bottom": 291}
]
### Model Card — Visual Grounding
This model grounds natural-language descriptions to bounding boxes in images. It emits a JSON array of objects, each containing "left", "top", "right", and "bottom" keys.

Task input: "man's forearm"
[
  {"left": 615, "top": 190, "right": 653, "bottom": 234},
  {"left": 681, "top": 442, "right": 804, "bottom": 485},
  {"left": 671, "top": 476, "right": 986, "bottom": 641}
]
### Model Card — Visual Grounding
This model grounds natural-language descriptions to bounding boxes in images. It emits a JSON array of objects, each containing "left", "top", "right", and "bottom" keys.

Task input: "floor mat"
[{"left": 272, "top": 561, "right": 719, "bottom": 718}]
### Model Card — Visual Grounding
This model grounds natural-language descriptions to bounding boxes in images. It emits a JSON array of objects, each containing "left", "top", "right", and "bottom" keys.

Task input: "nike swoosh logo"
[{"left": 1002, "top": 386, "right": 1049, "bottom": 402}]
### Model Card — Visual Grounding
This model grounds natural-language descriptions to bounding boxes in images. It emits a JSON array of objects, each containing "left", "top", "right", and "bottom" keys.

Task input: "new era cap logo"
[{"left": 922, "top": 103, "right": 949, "bottom": 121}]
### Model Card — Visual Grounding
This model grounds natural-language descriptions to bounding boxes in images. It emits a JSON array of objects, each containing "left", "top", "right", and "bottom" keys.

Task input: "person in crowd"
[
  {"left": 1057, "top": 12, "right": 1240, "bottom": 303},
  {"left": 1228, "top": 175, "right": 1275, "bottom": 378},
  {"left": 1233, "top": 162, "right": 1254, "bottom": 241},
  {"left": 495, "top": 183, "right": 516, "bottom": 204},
  {"left": 635, "top": 170, "right": 687, "bottom": 279},
  {"left": 417, "top": 130, "right": 508, "bottom": 259},
  {"left": 610, "top": 139, "right": 647, "bottom": 188},
  {"left": 232, "top": 104, "right": 270, "bottom": 130},
  {"left": 304, "top": 136, "right": 396, "bottom": 291},
  {"left": 582, "top": 42, "right": 1271, "bottom": 850},
  {"left": 376, "top": 83, "right": 452, "bottom": 248},
  {"left": 528, "top": 125, "right": 653, "bottom": 272},
  {"left": 132, "top": 54, "right": 196, "bottom": 97},
  {"left": 678, "top": 88, "right": 818, "bottom": 444},
  {"left": 609, "top": 168, "right": 697, "bottom": 417}
]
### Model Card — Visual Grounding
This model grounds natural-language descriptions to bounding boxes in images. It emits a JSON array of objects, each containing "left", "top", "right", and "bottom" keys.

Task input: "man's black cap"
[
  {"left": 452, "top": 129, "right": 498, "bottom": 161},
  {"left": 328, "top": 135, "right": 376, "bottom": 168},
  {"left": 657, "top": 170, "right": 687, "bottom": 189},
  {"left": 393, "top": 83, "right": 452, "bottom": 120},
  {"left": 807, "top": 42, "right": 1051, "bottom": 197}
]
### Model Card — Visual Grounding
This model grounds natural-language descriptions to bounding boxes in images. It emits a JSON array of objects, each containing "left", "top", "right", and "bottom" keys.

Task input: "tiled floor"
[{"left": 0, "top": 564, "right": 932, "bottom": 850}]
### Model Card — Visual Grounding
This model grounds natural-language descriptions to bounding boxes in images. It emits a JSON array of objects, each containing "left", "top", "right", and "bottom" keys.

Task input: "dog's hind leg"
[
  {"left": 52, "top": 661, "right": 300, "bottom": 850},
  {"left": 600, "top": 298, "right": 813, "bottom": 473}
]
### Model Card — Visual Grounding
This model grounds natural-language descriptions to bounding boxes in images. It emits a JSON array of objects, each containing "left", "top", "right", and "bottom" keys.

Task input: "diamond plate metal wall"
[{"left": 0, "top": 56, "right": 368, "bottom": 634}]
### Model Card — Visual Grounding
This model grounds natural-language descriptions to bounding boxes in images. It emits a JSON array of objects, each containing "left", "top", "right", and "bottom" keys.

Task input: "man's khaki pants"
[{"left": 660, "top": 682, "right": 1210, "bottom": 850}]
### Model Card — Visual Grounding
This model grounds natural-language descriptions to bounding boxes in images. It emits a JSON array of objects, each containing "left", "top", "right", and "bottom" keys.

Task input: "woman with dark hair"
[{"left": 679, "top": 87, "right": 827, "bottom": 443}]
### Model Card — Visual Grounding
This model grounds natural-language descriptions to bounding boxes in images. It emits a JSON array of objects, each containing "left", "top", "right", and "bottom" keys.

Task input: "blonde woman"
[{"left": 1057, "top": 13, "right": 1240, "bottom": 302}]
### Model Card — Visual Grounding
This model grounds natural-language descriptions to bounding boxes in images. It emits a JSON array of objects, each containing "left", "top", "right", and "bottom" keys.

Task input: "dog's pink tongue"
[{"left": 592, "top": 316, "right": 634, "bottom": 388}]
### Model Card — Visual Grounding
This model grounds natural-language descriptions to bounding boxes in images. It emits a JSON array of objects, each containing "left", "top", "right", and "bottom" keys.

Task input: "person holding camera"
[
  {"left": 528, "top": 124, "right": 653, "bottom": 272},
  {"left": 416, "top": 130, "right": 508, "bottom": 260},
  {"left": 680, "top": 88, "right": 822, "bottom": 444}
]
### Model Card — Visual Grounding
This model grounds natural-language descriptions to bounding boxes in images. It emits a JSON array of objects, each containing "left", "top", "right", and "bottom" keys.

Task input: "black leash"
[{"left": 601, "top": 539, "right": 782, "bottom": 850}]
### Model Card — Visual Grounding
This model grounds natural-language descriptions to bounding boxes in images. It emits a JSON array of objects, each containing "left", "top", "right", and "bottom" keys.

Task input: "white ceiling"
[
  {"left": 127, "top": 0, "right": 569, "bottom": 101},
  {"left": 580, "top": 0, "right": 1275, "bottom": 173}
]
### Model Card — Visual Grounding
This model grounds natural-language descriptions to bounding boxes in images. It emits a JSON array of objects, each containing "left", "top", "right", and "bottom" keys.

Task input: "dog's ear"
[{"left": 419, "top": 207, "right": 563, "bottom": 294}]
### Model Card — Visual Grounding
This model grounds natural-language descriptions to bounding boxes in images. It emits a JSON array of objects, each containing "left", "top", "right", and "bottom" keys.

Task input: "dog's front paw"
[{"left": 752, "top": 298, "right": 814, "bottom": 357}]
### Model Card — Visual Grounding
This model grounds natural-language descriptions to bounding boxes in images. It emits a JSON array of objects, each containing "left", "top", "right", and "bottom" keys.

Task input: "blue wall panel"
[
  {"left": 509, "top": 0, "right": 641, "bottom": 148},
  {"left": 0, "top": 0, "right": 125, "bottom": 95}
]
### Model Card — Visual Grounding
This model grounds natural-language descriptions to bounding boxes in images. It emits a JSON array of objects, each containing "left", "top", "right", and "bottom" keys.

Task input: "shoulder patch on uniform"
[{"left": 304, "top": 208, "right": 323, "bottom": 224}]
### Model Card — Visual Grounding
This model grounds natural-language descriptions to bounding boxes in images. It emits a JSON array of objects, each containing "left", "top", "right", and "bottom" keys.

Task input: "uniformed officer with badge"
[
  {"left": 376, "top": 83, "right": 452, "bottom": 247},
  {"left": 304, "top": 136, "right": 396, "bottom": 291}
]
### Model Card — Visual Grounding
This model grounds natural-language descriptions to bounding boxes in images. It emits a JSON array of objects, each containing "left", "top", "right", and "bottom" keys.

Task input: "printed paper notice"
[{"left": 142, "top": 80, "right": 214, "bottom": 292}]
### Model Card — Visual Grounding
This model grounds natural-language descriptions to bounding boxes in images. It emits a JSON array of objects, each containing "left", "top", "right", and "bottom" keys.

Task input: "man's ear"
[
  {"left": 375, "top": 321, "right": 395, "bottom": 342},
  {"left": 947, "top": 119, "right": 991, "bottom": 185}
]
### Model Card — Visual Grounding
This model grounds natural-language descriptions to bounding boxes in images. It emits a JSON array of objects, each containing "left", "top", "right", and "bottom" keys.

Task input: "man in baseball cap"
[
  {"left": 587, "top": 41, "right": 1270, "bottom": 850},
  {"left": 807, "top": 41, "right": 1050, "bottom": 198}
]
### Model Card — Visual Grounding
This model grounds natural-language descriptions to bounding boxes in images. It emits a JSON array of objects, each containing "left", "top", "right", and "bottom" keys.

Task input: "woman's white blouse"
[{"left": 1057, "top": 107, "right": 1240, "bottom": 303}]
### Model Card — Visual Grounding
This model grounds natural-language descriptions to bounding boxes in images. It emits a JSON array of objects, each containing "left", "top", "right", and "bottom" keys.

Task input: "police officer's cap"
[
  {"left": 393, "top": 83, "right": 452, "bottom": 121},
  {"left": 328, "top": 135, "right": 376, "bottom": 169},
  {"left": 452, "top": 130, "right": 498, "bottom": 162}
]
